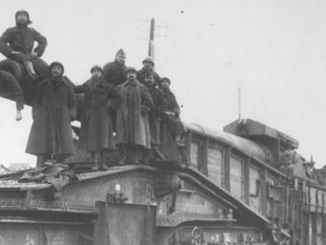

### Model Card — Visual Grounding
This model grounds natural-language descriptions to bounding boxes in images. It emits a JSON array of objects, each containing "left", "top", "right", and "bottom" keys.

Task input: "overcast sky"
[{"left": 0, "top": 0, "right": 326, "bottom": 168}]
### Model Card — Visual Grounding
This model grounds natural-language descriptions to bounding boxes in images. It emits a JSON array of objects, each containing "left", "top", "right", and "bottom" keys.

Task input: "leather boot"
[
  {"left": 117, "top": 146, "right": 127, "bottom": 166},
  {"left": 98, "top": 151, "right": 109, "bottom": 171},
  {"left": 131, "top": 146, "right": 141, "bottom": 165},
  {"left": 91, "top": 152, "right": 100, "bottom": 171},
  {"left": 99, "top": 161, "right": 109, "bottom": 171},
  {"left": 36, "top": 155, "right": 50, "bottom": 168},
  {"left": 142, "top": 149, "right": 150, "bottom": 165}
]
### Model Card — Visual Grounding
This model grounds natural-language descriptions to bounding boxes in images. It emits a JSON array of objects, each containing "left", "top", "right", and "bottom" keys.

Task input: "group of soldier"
[{"left": 0, "top": 10, "right": 184, "bottom": 170}]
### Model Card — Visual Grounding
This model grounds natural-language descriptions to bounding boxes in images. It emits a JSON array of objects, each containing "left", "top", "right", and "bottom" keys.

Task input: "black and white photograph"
[{"left": 0, "top": 0, "right": 325, "bottom": 244}]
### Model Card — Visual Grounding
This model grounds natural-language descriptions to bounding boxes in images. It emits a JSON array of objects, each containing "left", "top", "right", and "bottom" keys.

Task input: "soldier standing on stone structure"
[
  {"left": 144, "top": 72, "right": 166, "bottom": 162},
  {"left": 115, "top": 67, "right": 153, "bottom": 165},
  {"left": 25, "top": 62, "right": 76, "bottom": 167},
  {"left": 75, "top": 65, "right": 120, "bottom": 171}
]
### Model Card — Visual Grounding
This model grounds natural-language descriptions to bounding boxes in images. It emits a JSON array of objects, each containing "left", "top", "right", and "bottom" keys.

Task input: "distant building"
[
  {"left": 0, "top": 164, "right": 10, "bottom": 174},
  {"left": 7, "top": 162, "right": 32, "bottom": 172}
]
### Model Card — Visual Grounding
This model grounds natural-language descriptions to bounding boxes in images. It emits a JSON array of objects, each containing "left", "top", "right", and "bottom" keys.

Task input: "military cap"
[
  {"left": 49, "top": 61, "right": 64, "bottom": 74},
  {"left": 116, "top": 49, "right": 126, "bottom": 57},
  {"left": 90, "top": 65, "right": 103, "bottom": 74},
  {"left": 15, "top": 10, "right": 32, "bottom": 25},
  {"left": 126, "top": 66, "right": 137, "bottom": 73},
  {"left": 142, "top": 56, "right": 155, "bottom": 66},
  {"left": 160, "top": 77, "right": 171, "bottom": 84}
]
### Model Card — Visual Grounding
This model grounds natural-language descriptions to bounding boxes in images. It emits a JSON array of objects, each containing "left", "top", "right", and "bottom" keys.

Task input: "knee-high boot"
[
  {"left": 117, "top": 145, "right": 127, "bottom": 166},
  {"left": 36, "top": 155, "right": 50, "bottom": 168},
  {"left": 99, "top": 151, "right": 109, "bottom": 171},
  {"left": 91, "top": 151, "right": 99, "bottom": 171}
]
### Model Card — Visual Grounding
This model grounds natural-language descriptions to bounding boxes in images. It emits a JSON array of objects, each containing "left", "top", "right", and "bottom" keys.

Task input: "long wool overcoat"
[
  {"left": 76, "top": 77, "right": 120, "bottom": 151},
  {"left": 26, "top": 77, "right": 77, "bottom": 156},
  {"left": 147, "top": 86, "right": 166, "bottom": 145},
  {"left": 116, "top": 80, "right": 153, "bottom": 148},
  {"left": 102, "top": 60, "right": 127, "bottom": 87}
]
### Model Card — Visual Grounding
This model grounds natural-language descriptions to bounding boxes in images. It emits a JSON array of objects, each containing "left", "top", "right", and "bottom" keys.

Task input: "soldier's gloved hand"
[{"left": 31, "top": 51, "right": 38, "bottom": 56}]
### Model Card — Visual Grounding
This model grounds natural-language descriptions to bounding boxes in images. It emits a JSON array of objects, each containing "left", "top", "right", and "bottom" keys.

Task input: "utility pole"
[
  {"left": 238, "top": 87, "right": 241, "bottom": 120},
  {"left": 148, "top": 18, "right": 155, "bottom": 60}
]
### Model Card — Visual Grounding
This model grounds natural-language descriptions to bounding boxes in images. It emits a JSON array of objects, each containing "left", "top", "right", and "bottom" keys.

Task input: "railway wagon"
[{"left": 183, "top": 118, "right": 326, "bottom": 245}]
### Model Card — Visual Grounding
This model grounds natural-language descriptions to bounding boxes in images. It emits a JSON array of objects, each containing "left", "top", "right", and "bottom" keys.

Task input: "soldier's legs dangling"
[
  {"left": 0, "top": 70, "right": 25, "bottom": 121},
  {"left": 31, "top": 56, "right": 49, "bottom": 76},
  {"left": 23, "top": 61, "right": 38, "bottom": 79},
  {"left": 9, "top": 53, "right": 38, "bottom": 79},
  {"left": 14, "top": 89, "right": 24, "bottom": 121}
]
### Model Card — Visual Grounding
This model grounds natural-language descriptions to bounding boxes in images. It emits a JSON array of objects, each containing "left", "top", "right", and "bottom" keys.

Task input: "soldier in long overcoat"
[
  {"left": 144, "top": 72, "right": 166, "bottom": 163},
  {"left": 144, "top": 72, "right": 166, "bottom": 145},
  {"left": 116, "top": 67, "right": 153, "bottom": 165},
  {"left": 26, "top": 62, "right": 77, "bottom": 167},
  {"left": 0, "top": 10, "right": 48, "bottom": 79},
  {"left": 75, "top": 65, "right": 120, "bottom": 170}
]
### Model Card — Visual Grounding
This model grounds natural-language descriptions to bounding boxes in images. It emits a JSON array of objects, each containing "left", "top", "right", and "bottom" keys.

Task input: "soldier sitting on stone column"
[
  {"left": 159, "top": 77, "right": 185, "bottom": 145},
  {"left": 0, "top": 10, "right": 48, "bottom": 80},
  {"left": 143, "top": 72, "right": 166, "bottom": 162}
]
